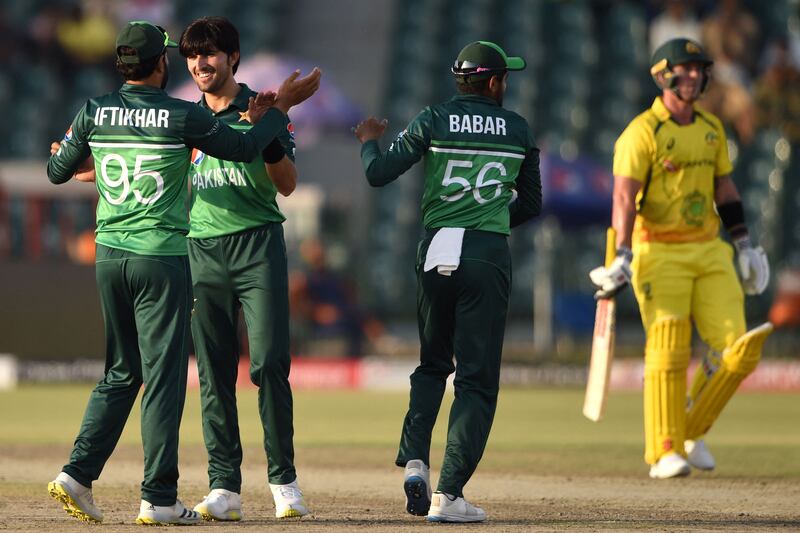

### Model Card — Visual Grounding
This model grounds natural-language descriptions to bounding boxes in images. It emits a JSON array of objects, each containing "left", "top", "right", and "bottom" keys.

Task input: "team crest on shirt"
[
  {"left": 705, "top": 131, "right": 719, "bottom": 145},
  {"left": 63, "top": 127, "right": 73, "bottom": 141},
  {"left": 681, "top": 190, "right": 706, "bottom": 227},
  {"left": 287, "top": 122, "right": 295, "bottom": 139},
  {"left": 191, "top": 148, "right": 205, "bottom": 166}
]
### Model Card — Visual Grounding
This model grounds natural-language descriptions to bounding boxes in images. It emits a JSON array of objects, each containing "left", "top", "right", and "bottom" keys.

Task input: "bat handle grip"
[{"left": 605, "top": 227, "right": 617, "bottom": 268}]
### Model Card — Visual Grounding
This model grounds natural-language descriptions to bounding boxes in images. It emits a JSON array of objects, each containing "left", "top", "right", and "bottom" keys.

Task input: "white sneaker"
[
  {"left": 404, "top": 459, "right": 432, "bottom": 516},
  {"left": 135, "top": 499, "right": 201, "bottom": 525},
  {"left": 193, "top": 488, "right": 242, "bottom": 521},
  {"left": 47, "top": 472, "right": 103, "bottom": 523},
  {"left": 426, "top": 491, "right": 486, "bottom": 523},
  {"left": 685, "top": 439, "right": 716, "bottom": 471},
  {"left": 269, "top": 479, "right": 309, "bottom": 518},
  {"left": 649, "top": 452, "right": 691, "bottom": 479}
]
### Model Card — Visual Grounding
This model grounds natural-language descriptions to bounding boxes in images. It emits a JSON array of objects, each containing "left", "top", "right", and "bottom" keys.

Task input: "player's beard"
[{"left": 196, "top": 67, "right": 231, "bottom": 94}]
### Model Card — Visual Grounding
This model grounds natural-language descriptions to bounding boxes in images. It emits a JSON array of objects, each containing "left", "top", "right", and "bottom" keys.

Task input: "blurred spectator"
[
  {"left": 116, "top": 0, "right": 176, "bottom": 39},
  {"left": 289, "top": 238, "right": 386, "bottom": 357},
  {"left": 754, "top": 38, "right": 800, "bottom": 144},
  {"left": 116, "top": 0, "right": 174, "bottom": 27},
  {"left": 66, "top": 229, "right": 96, "bottom": 265},
  {"left": 649, "top": 0, "right": 701, "bottom": 53},
  {"left": 701, "top": 0, "right": 760, "bottom": 76},
  {"left": 700, "top": 69, "right": 756, "bottom": 145},
  {"left": 56, "top": 1, "right": 116, "bottom": 65},
  {"left": 28, "top": 5, "right": 66, "bottom": 64},
  {"left": 768, "top": 267, "right": 800, "bottom": 328}
]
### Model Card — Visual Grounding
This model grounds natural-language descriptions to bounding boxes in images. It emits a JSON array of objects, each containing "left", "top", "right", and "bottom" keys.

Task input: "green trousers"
[
  {"left": 396, "top": 230, "right": 511, "bottom": 498},
  {"left": 63, "top": 244, "right": 191, "bottom": 506},
  {"left": 188, "top": 223, "right": 295, "bottom": 491}
]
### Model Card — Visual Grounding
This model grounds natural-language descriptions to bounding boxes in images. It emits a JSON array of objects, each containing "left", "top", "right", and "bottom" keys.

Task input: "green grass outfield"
[{"left": 1, "top": 385, "right": 798, "bottom": 479}]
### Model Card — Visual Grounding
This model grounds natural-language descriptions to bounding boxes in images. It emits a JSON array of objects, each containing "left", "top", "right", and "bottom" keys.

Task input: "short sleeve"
[
  {"left": 714, "top": 124, "right": 733, "bottom": 177},
  {"left": 612, "top": 120, "right": 654, "bottom": 182}
]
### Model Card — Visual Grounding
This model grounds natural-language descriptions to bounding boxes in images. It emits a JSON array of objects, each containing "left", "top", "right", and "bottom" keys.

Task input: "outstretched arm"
[{"left": 355, "top": 112, "right": 429, "bottom": 186}]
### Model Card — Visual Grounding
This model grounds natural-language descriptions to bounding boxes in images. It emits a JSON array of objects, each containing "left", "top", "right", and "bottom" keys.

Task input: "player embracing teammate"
[{"left": 45, "top": 18, "right": 319, "bottom": 525}]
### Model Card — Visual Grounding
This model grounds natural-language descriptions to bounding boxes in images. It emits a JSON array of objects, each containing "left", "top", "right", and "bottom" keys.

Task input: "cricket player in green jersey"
[
  {"left": 176, "top": 17, "right": 307, "bottom": 521},
  {"left": 45, "top": 20, "right": 320, "bottom": 525},
  {"left": 355, "top": 41, "right": 542, "bottom": 522}
]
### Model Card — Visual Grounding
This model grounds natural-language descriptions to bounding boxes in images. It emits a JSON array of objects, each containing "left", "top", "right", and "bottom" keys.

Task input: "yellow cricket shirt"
[{"left": 613, "top": 97, "right": 733, "bottom": 243}]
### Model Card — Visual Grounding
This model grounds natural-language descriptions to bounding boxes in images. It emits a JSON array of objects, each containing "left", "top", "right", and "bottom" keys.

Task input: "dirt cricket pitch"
[{"left": 0, "top": 386, "right": 798, "bottom": 531}]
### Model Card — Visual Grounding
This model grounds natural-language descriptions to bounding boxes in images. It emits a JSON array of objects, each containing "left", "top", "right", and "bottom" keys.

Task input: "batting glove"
[
  {"left": 589, "top": 247, "right": 633, "bottom": 300},
  {"left": 734, "top": 236, "right": 769, "bottom": 295}
]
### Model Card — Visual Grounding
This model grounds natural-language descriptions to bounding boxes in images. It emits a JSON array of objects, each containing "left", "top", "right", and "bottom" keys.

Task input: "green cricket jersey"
[
  {"left": 361, "top": 94, "right": 542, "bottom": 234},
  {"left": 188, "top": 84, "right": 296, "bottom": 239},
  {"left": 47, "top": 83, "right": 287, "bottom": 255}
]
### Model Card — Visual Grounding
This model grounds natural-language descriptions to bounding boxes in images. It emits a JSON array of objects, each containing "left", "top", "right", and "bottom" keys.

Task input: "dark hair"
[
  {"left": 179, "top": 16, "right": 241, "bottom": 74},
  {"left": 115, "top": 47, "right": 163, "bottom": 80},
  {"left": 455, "top": 75, "right": 492, "bottom": 95}
]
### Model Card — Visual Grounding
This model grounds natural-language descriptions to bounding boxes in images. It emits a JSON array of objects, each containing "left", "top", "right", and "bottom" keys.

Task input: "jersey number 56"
[{"left": 440, "top": 159, "right": 506, "bottom": 204}]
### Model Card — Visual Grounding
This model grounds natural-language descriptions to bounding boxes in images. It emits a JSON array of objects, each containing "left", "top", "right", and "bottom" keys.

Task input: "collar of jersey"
[
  {"left": 451, "top": 93, "right": 500, "bottom": 106},
  {"left": 199, "top": 83, "right": 253, "bottom": 115},
  {"left": 651, "top": 96, "right": 701, "bottom": 123},
  {"left": 120, "top": 83, "right": 166, "bottom": 94}
]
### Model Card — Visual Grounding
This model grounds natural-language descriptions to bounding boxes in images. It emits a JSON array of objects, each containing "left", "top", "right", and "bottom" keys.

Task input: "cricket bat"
[{"left": 583, "top": 227, "right": 617, "bottom": 422}]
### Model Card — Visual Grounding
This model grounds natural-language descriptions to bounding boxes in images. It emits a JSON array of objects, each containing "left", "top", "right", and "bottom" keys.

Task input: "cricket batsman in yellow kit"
[{"left": 590, "top": 38, "right": 771, "bottom": 479}]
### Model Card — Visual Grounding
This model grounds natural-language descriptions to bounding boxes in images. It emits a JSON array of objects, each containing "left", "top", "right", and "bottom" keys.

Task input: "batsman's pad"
[
  {"left": 686, "top": 322, "right": 773, "bottom": 439},
  {"left": 644, "top": 316, "right": 691, "bottom": 465}
]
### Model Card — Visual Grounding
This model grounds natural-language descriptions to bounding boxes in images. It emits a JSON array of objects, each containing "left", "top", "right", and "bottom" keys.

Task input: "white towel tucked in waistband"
[{"left": 423, "top": 227, "right": 465, "bottom": 276}]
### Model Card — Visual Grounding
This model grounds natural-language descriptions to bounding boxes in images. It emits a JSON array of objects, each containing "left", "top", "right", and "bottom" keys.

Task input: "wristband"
[
  {"left": 616, "top": 246, "right": 633, "bottom": 262},
  {"left": 717, "top": 201, "right": 748, "bottom": 239},
  {"left": 262, "top": 138, "right": 286, "bottom": 164}
]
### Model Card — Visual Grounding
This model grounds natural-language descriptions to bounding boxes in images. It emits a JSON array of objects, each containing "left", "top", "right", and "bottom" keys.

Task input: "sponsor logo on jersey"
[
  {"left": 662, "top": 158, "right": 678, "bottom": 172},
  {"left": 191, "top": 148, "right": 205, "bottom": 166}
]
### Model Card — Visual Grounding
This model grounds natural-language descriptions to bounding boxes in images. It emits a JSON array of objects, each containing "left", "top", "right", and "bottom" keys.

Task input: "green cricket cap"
[
  {"left": 116, "top": 20, "right": 177, "bottom": 64},
  {"left": 452, "top": 41, "right": 526, "bottom": 79},
  {"left": 650, "top": 38, "right": 712, "bottom": 75}
]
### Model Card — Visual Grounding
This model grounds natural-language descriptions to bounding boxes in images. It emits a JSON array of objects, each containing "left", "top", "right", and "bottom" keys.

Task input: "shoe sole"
[
  {"left": 649, "top": 467, "right": 691, "bottom": 479},
  {"left": 197, "top": 510, "right": 243, "bottom": 521},
  {"left": 426, "top": 513, "right": 486, "bottom": 523},
  {"left": 276, "top": 507, "right": 308, "bottom": 518},
  {"left": 404, "top": 476, "right": 431, "bottom": 516},
  {"left": 194, "top": 502, "right": 243, "bottom": 521},
  {"left": 135, "top": 516, "right": 201, "bottom": 525},
  {"left": 47, "top": 482, "right": 102, "bottom": 523}
]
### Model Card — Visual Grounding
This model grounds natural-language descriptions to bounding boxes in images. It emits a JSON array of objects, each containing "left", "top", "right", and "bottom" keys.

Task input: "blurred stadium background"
[{"left": 1, "top": 0, "right": 800, "bottom": 389}]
